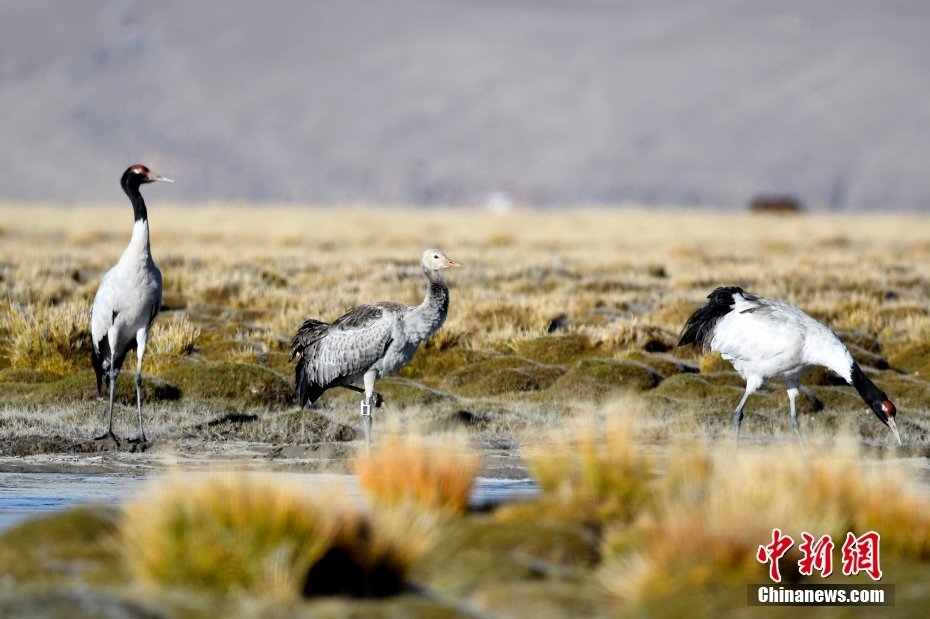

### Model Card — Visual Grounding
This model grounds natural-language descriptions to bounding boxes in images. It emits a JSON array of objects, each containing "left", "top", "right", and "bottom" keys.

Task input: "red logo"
[
  {"left": 798, "top": 532, "right": 834, "bottom": 577},
  {"left": 757, "top": 528, "right": 794, "bottom": 582},
  {"left": 758, "top": 530, "right": 883, "bottom": 582},
  {"left": 841, "top": 531, "right": 882, "bottom": 581}
]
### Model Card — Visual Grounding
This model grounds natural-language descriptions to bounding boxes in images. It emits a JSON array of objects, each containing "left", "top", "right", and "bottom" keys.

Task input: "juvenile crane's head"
[{"left": 421, "top": 249, "right": 463, "bottom": 271}]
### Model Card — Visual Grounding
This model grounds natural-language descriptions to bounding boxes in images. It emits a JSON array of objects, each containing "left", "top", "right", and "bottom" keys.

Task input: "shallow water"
[{"left": 0, "top": 473, "right": 538, "bottom": 533}]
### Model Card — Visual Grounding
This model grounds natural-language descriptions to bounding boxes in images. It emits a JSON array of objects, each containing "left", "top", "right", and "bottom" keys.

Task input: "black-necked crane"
[
  {"left": 679, "top": 286, "right": 901, "bottom": 446},
  {"left": 91, "top": 165, "right": 172, "bottom": 444},
  {"left": 290, "top": 249, "right": 462, "bottom": 449}
]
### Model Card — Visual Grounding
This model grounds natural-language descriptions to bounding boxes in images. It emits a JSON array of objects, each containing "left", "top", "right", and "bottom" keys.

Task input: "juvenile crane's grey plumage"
[
  {"left": 679, "top": 287, "right": 901, "bottom": 446},
  {"left": 290, "top": 249, "right": 463, "bottom": 448},
  {"left": 91, "top": 165, "right": 172, "bottom": 444}
]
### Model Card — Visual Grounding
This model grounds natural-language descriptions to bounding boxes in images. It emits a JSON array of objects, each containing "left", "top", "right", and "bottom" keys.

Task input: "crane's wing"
[
  {"left": 711, "top": 295, "right": 805, "bottom": 363},
  {"left": 300, "top": 304, "right": 399, "bottom": 388}
]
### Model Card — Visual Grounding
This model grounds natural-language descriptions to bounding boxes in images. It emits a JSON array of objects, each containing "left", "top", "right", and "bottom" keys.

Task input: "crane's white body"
[
  {"left": 710, "top": 292, "right": 854, "bottom": 385},
  {"left": 91, "top": 219, "right": 162, "bottom": 364}
]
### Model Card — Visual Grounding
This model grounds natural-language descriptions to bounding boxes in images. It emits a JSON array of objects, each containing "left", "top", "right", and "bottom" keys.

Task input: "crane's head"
[
  {"left": 871, "top": 398, "right": 901, "bottom": 446},
  {"left": 121, "top": 164, "right": 174, "bottom": 189},
  {"left": 421, "top": 249, "right": 463, "bottom": 271}
]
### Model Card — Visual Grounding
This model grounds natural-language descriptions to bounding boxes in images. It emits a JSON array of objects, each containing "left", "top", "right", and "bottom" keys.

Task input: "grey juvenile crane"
[
  {"left": 679, "top": 287, "right": 901, "bottom": 446},
  {"left": 291, "top": 249, "right": 462, "bottom": 448},
  {"left": 91, "top": 165, "right": 172, "bottom": 444}
]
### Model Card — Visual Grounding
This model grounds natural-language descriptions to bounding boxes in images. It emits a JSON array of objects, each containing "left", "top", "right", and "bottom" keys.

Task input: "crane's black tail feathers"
[
  {"left": 91, "top": 344, "right": 106, "bottom": 396},
  {"left": 291, "top": 318, "right": 330, "bottom": 408},
  {"left": 91, "top": 335, "right": 135, "bottom": 395},
  {"left": 294, "top": 352, "right": 326, "bottom": 408},
  {"left": 678, "top": 286, "right": 744, "bottom": 351}
]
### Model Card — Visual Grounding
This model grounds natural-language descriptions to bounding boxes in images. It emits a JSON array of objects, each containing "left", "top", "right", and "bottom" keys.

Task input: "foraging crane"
[
  {"left": 679, "top": 287, "right": 901, "bottom": 446},
  {"left": 290, "top": 249, "right": 463, "bottom": 449},
  {"left": 91, "top": 165, "right": 172, "bottom": 444}
]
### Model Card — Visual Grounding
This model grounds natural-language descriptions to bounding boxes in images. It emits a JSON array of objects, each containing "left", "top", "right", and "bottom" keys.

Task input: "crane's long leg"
[
  {"left": 94, "top": 365, "right": 119, "bottom": 444},
  {"left": 785, "top": 379, "right": 805, "bottom": 452},
  {"left": 95, "top": 328, "right": 121, "bottom": 445},
  {"left": 733, "top": 375, "right": 763, "bottom": 448},
  {"left": 130, "top": 330, "right": 148, "bottom": 444},
  {"left": 361, "top": 370, "right": 378, "bottom": 452}
]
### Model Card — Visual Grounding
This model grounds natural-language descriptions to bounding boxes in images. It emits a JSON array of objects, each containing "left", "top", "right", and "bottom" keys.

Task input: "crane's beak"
[
  {"left": 887, "top": 417, "right": 902, "bottom": 446},
  {"left": 443, "top": 258, "right": 463, "bottom": 268},
  {"left": 152, "top": 174, "right": 174, "bottom": 183}
]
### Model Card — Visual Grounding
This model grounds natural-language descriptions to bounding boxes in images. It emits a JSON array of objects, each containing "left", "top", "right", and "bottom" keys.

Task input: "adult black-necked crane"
[
  {"left": 290, "top": 249, "right": 463, "bottom": 449},
  {"left": 679, "top": 286, "right": 901, "bottom": 446},
  {"left": 91, "top": 165, "right": 172, "bottom": 444}
]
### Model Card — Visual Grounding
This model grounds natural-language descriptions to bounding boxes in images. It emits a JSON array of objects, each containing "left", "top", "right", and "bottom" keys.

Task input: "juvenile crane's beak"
[{"left": 443, "top": 258, "right": 463, "bottom": 268}]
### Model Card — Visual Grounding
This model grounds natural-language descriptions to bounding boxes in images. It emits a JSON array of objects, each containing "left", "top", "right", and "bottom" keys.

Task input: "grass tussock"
[
  {"left": 0, "top": 300, "right": 91, "bottom": 374},
  {"left": 355, "top": 430, "right": 480, "bottom": 513},
  {"left": 122, "top": 473, "right": 433, "bottom": 599},
  {"left": 520, "top": 397, "right": 657, "bottom": 527},
  {"left": 148, "top": 313, "right": 201, "bottom": 357}
]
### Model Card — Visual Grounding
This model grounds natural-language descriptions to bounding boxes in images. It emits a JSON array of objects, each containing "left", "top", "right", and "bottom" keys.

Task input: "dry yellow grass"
[
  {"left": 355, "top": 430, "right": 480, "bottom": 513},
  {"left": 122, "top": 473, "right": 434, "bottom": 599}
]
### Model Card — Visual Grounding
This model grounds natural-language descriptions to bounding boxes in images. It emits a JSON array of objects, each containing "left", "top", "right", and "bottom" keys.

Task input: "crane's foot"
[
  {"left": 128, "top": 435, "right": 148, "bottom": 445},
  {"left": 94, "top": 430, "right": 120, "bottom": 445}
]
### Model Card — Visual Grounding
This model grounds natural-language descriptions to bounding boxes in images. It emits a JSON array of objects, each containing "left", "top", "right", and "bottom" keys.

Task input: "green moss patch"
[
  {"left": 620, "top": 350, "right": 698, "bottom": 378},
  {"left": 443, "top": 356, "right": 565, "bottom": 398},
  {"left": 511, "top": 333, "right": 601, "bottom": 366},
  {"left": 653, "top": 373, "right": 743, "bottom": 401},
  {"left": 0, "top": 370, "right": 181, "bottom": 406},
  {"left": 0, "top": 368, "right": 61, "bottom": 383},
  {"left": 888, "top": 341, "right": 930, "bottom": 377},
  {"left": 698, "top": 352, "right": 732, "bottom": 374},
  {"left": 411, "top": 517, "right": 599, "bottom": 598},
  {"left": 397, "top": 347, "right": 498, "bottom": 387},
  {"left": 160, "top": 361, "right": 294, "bottom": 408},
  {"left": 547, "top": 359, "right": 662, "bottom": 401},
  {"left": 0, "top": 506, "right": 125, "bottom": 588}
]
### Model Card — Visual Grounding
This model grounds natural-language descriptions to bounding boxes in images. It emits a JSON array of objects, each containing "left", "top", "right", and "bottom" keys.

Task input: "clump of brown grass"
[
  {"left": 355, "top": 431, "right": 480, "bottom": 514},
  {"left": 122, "top": 473, "right": 433, "bottom": 599},
  {"left": 0, "top": 300, "right": 91, "bottom": 374},
  {"left": 521, "top": 398, "right": 657, "bottom": 527},
  {"left": 149, "top": 313, "right": 201, "bottom": 357}
]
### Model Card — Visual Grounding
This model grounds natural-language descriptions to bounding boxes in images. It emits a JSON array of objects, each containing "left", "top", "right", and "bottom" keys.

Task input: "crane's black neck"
[
  {"left": 121, "top": 174, "right": 148, "bottom": 222},
  {"left": 850, "top": 363, "right": 886, "bottom": 407}
]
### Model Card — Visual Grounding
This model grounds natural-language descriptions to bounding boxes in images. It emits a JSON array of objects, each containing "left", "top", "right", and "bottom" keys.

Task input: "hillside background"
[{"left": 0, "top": 0, "right": 928, "bottom": 209}]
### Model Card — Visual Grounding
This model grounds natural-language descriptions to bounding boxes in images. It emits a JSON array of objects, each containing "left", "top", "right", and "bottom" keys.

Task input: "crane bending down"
[
  {"left": 91, "top": 165, "right": 172, "bottom": 444},
  {"left": 679, "top": 287, "right": 901, "bottom": 446},
  {"left": 290, "top": 249, "right": 462, "bottom": 449}
]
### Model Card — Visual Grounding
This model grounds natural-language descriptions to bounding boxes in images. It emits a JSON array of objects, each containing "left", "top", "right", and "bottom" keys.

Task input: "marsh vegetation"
[{"left": 2, "top": 205, "right": 930, "bottom": 616}]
